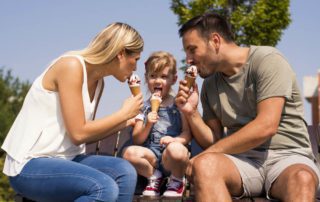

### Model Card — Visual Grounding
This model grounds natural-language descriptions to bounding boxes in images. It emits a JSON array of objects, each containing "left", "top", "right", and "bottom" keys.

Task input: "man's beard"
[{"left": 198, "top": 67, "right": 212, "bottom": 78}]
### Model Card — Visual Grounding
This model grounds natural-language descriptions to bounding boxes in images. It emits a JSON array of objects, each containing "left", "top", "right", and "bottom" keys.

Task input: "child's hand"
[
  {"left": 121, "top": 94, "right": 143, "bottom": 119},
  {"left": 160, "top": 136, "right": 175, "bottom": 146},
  {"left": 147, "top": 111, "right": 159, "bottom": 124}
]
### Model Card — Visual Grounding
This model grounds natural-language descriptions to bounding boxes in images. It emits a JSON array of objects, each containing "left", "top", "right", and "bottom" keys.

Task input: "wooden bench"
[{"left": 15, "top": 125, "right": 320, "bottom": 202}]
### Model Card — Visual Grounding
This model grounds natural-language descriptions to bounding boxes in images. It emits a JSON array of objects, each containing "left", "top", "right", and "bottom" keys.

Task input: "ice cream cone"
[
  {"left": 151, "top": 99, "right": 161, "bottom": 112},
  {"left": 128, "top": 74, "right": 141, "bottom": 96},
  {"left": 185, "top": 75, "right": 196, "bottom": 89},
  {"left": 150, "top": 92, "right": 162, "bottom": 112},
  {"left": 184, "top": 65, "right": 198, "bottom": 90},
  {"left": 129, "top": 85, "right": 141, "bottom": 96}
]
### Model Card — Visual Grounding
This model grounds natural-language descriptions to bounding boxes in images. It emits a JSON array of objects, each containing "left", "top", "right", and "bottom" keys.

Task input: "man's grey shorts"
[{"left": 225, "top": 149, "right": 320, "bottom": 199}]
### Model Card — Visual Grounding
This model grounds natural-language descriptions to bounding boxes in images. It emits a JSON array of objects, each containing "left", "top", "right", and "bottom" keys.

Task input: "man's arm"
[
  {"left": 175, "top": 81, "right": 223, "bottom": 149},
  {"left": 173, "top": 112, "right": 192, "bottom": 145},
  {"left": 202, "top": 96, "right": 285, "bottom": 155},
  {"left": 186, "top": 110, "right": 223, "bottom": 149}
]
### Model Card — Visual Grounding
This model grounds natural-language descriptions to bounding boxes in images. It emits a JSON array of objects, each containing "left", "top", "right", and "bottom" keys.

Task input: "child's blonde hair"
[
  {"left": 144, "top": 51, "right": 177, "bottom": 81},
  {"left": 67, "top": 22, "right": 144, "bottom": 65}
]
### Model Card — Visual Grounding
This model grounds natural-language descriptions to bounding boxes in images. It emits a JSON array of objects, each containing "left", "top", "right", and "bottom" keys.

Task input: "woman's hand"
[
  {"left": 175, "top": 80, "right": 199, "bottom": 115},
  {"left": 126, "top": 118, "right": 137, "bottom": 127},
  {"left": 121, "top": 93, "right": 143, "bottom": 119}
]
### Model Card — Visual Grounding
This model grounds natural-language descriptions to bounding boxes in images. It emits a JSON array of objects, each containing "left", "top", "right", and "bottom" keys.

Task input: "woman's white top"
[{"left": 1, "top": 55, "right": 103, "bottom": 176}]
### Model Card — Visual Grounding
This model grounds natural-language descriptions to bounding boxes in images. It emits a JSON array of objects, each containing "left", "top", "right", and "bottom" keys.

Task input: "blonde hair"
[
  {"left": 144, "top": 51, "right": 177, "bottom": 81},
  {"left": 67, "top": 22, "right": 144, "bottom": 64}
]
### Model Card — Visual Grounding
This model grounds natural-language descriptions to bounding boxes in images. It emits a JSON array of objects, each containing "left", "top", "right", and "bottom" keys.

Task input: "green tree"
[
  {"left": 171, "top": 0, "right": 291, "bottom": 46},
  {"left": 0, "top": 68, "right": 30, "bottom": 201},
  {"left": 0, "top": 68, "right": 30, "bottom": 153},
  {"left": 0, "top": 155, "right": 15, "bottom": 201}
]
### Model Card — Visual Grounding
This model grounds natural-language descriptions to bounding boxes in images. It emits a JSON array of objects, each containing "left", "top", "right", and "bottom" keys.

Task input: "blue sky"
[{"left": 0, "top": 0, "right": 319, "bottom": 124}]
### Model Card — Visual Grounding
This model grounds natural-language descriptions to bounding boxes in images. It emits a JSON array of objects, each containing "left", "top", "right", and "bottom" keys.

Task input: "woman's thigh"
[
  {"left": 73, "top": 154, "right": 137, "bottom": 181},
  {"left": 74, "top": 154, "right": 137, "bottom": 202},
  {"left": 10, "top": 157, "right": 120, "bottom": 202}
]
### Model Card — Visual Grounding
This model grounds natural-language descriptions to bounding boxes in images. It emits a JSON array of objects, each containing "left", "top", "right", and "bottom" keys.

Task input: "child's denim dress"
[{"left": 142, "top": 102, "right": 182, "bottom": 173}]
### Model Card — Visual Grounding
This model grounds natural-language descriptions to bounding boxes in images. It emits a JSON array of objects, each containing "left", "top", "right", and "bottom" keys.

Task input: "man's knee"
[
  {"left": 272, "top": 164, "right": 319, "bottom": 195},
  {"left": 288, "top": 167, "right": 318, "bottom": 189},
  {"left": 192, "top": 153, "right": 223, "bottom": 177},
  {"left": 271, "top": 165, "right": 319, "bottom": 201}
]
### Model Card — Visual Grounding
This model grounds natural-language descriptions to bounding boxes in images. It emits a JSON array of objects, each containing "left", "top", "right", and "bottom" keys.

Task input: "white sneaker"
[
  {"left": 142, "top": 175, "right": 163, "bottom": 196},
  {"left": 163, "top": 176, "right": 185, "bottom": 197}
]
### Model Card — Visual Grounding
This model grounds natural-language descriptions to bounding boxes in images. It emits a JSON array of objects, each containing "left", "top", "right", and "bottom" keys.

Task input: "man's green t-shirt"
[{"left": 201, "top": 45, "right": 313, "bottom": 156}]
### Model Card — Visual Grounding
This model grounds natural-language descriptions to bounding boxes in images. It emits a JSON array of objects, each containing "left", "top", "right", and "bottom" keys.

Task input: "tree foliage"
[
  {"left": 0, "top": 155, "right": 15, "bottom": 201},
  {"left": 0, "top": 68, "right": 30, "bottom": 200},
  {"left": 171, "top": 0, "right": 291, "bottom": 46},
  {"left": 0, "top": 68, "right": 30, "bottom": 154}
]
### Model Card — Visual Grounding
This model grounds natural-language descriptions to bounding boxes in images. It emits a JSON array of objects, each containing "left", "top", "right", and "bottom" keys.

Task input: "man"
[{"left": 175, "top": 12, "right": 320, "bottom": 201}]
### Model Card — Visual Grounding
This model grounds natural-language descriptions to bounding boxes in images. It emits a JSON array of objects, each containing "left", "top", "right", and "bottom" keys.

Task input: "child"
[{"left": 122, "top": 51, "right": 191, "bottom": 197}]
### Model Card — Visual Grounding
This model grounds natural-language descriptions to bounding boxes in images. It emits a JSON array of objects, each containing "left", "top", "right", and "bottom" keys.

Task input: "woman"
[{"left": 2, "top": 22, "right": 144, "bottom": 202}]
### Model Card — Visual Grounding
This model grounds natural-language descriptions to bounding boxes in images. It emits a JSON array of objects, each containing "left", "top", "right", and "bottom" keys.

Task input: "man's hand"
[{"left": 175, "top": 80, "right": 199, "bottom": 115}]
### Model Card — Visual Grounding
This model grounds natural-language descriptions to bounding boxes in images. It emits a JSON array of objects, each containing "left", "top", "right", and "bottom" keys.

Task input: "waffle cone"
[
  {"left": 185, "top": 75, "right": 196, "bottom": 89},
  {"left": 129, "top": 86, "right": 141, "bottom": 96},
  {"left": 151, "top": 99, "right": 161, "bottom": 112}
]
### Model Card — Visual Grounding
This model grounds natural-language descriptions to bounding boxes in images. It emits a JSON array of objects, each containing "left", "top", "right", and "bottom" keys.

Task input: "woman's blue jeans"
[{"left": 9, "top": 155, "right": 137, "bottom": 202}]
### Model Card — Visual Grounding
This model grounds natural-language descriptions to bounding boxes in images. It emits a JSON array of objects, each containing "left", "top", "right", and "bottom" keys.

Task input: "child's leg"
[
  {"left": 162, "top": 142, "right": 189, "bottom": 178},
  {"left": 122, "top": 145, "right": 158, "bottom": 178},
  {"left": 123, "top": 146, "right": 164, "bottom": 196},
  {"left": 161, "top": 142, "right": 189, "bottom": 197}
]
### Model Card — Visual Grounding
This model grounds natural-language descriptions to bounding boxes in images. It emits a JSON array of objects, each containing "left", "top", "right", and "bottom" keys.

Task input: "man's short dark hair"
[{"left": 179, "top": 12, "right": 234, "bottom": 42}]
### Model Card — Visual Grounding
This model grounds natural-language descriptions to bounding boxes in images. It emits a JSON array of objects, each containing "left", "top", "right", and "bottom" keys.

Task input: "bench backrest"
[
  {"left": 87, "top": 125, "right": 320, "bottom": 161},
  {"left": 86, "top": 127, "right": 132, "bottom": 156}
]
